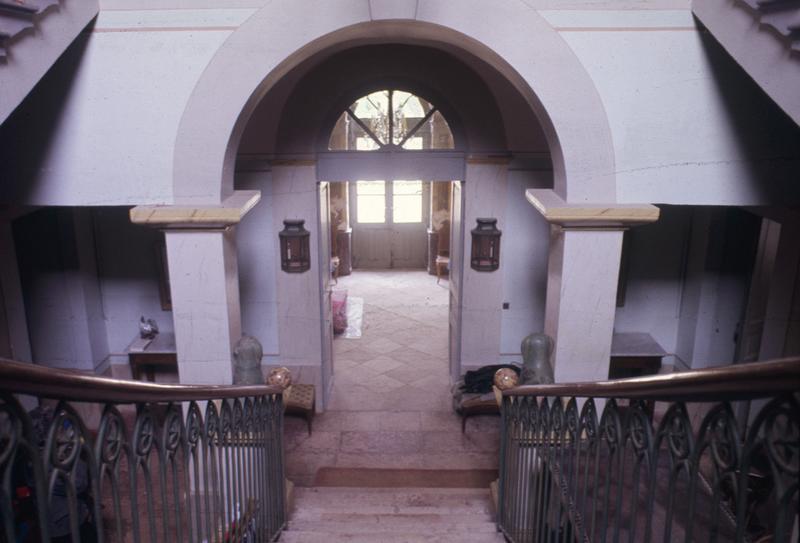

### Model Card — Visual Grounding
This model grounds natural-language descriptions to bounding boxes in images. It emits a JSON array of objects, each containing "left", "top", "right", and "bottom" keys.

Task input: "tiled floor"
[{"left": 284, "top": 270, "right": 500, "bottom": 486}]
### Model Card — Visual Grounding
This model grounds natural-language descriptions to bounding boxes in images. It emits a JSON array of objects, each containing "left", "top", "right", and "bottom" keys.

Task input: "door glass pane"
[
  {"left": 393, "top": 180, "right": 423, "bottom": 223},
  {"left": 356, "top": 180, "right": 386, "bottom": 223}
]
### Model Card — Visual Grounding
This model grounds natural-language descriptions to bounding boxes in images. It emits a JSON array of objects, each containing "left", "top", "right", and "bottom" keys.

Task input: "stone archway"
[
  {"left": 171, "top": 0, "right": 617, "bottom": 206},
  {"left": 147, "top": 0, "right": 659, "bottom": 389}
]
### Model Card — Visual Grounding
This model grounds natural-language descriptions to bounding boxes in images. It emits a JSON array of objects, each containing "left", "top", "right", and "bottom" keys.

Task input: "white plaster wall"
[
  {"left": 271, "top": 165, "right": 324, "bottom": 372},
  {"left": 674, "top": 207, "right": 761, "bottom": 368},
  {"left": 499, "top": 170, "right": 551, "bottom": 357},
  {"left": 12, "top": 209, "right": 109, "bottom": 371},
  {"left": 0, "top": 10, "right": 242, "bottom": 206},
  {"left": 235, "top": 171, "right": 280, "bottom": 356},
  {"left": 92, "top": 208, "right": 174, "bottom": 359},
  {"left": 548, "top": 10, "right": 800, "bottom": 206},
  {"left": 3, "top": 5, "right": 797, "bottom": 209},
  {"left": 613, "top": 206, "right": 692, "bottom": 359},
  {"left": 459, "top": 163, "right": 508, "bottom": 367}
]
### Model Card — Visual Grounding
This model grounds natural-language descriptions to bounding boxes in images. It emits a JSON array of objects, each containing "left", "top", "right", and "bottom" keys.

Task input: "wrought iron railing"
[
  {"left": 497, "top": 357, "right": 800, "bottom": 543},
  {"left": 0, "top": 358, "right": 286, "bottom": 542}
]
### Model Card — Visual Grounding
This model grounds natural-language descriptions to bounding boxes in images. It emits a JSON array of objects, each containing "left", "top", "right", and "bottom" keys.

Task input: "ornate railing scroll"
[
  {"left": 0, "top": 358, "right": 286, "bottom": 542},
  {"left": 497, "top": 357, "right": 800, "bottom": 543}
]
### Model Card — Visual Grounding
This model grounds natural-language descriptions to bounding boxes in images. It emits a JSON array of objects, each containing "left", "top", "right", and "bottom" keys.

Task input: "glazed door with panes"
[{"left": 351, "top": 179, "right": 429, "bottom": 269}]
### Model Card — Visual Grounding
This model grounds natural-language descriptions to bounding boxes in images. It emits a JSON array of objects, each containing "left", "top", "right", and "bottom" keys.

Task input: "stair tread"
[
  {"left": 294, "top": 487, "right": 493, "bottom": 500},
  {"left": 281, "top": 532, "right": 505, "bottom": 543},
  {"left": 289, "top": 515, "right": 495, "bottom": 533},
  {"left": 292, "top": 504, "right": 493, "bottom": 517},
  {"left": 285, "top": 486, "right": 500, "bottom": 540}
]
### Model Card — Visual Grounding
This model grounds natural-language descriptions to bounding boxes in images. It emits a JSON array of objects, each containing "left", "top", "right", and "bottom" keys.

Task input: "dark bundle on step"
[{"left": 461, "top": 364, "right": 520, "bottom": 393}]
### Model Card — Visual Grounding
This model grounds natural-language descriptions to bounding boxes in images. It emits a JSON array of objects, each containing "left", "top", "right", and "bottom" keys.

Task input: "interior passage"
[{"left": 283, "top": 270, "right": 500, "bottom": 487}]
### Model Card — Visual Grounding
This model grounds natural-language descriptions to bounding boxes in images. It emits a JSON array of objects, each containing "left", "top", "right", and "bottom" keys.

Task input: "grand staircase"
[
  {"left": 692, "top": 0, "right": 800, "bottom": 124},
  {"left": 280, "top": 487, "right": 505, "bottom": 542},
  {"left": 0, "top": 0, "right": 58, "bottom": 61}
]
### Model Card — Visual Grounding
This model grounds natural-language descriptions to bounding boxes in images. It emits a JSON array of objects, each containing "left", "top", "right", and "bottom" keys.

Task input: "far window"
[
  {"left": 329, "top": 89, "right": 454, "bottom": 151},
  {"left": 356, "top": 181, "right": 386, "bottom": 224},
  {"left": 392, "top": 180, "right": 423, "bottom": 223},
  {"left": 354, "top": 180, "right": 424, "bottom": 224}
]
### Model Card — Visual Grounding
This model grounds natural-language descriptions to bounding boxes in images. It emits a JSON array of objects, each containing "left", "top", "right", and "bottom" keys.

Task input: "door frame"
[{"left": 318, "top": 173, "right": 465, "bottom": 387}]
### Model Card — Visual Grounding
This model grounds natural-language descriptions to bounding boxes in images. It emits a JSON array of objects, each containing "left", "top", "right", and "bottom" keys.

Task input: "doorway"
[{"left": 318, "top": 178, "right": 464, "bottom": 405}]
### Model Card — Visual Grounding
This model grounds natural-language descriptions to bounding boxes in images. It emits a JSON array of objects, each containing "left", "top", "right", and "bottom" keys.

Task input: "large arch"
[{"left": 172, "top": 0, "right": 616, "bottom": 206}]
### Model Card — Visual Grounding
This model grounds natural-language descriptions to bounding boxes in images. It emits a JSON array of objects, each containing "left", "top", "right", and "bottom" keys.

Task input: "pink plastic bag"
[{"left": 332, "top": 289, "right": 348, "bottom": 334}]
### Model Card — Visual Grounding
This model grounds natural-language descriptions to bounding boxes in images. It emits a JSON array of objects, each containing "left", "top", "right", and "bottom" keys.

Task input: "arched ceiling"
[{"left": 238, "top": 43, "right": 550, "bottom": 156}]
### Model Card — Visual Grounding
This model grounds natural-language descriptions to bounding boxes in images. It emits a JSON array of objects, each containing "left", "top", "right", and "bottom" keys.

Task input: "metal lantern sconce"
[
  {"left": 470, "top": 218, "right": 501, "bottom": 272},
  {"left": 279, "top": 219, "right": 310, "bottom": 273}
]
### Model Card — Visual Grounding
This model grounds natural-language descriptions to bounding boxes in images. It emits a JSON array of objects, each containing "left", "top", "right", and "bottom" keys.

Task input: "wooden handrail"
[
  {"left": 0, "top": 357, "right": 283, "bottom": 403},
  {"left": 504, "top": 356, "right": 800, "bottom": 401}
]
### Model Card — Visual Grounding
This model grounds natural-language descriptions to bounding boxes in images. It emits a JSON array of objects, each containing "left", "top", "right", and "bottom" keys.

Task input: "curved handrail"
[
  {"left": 503, "top": 356, "right": 800, "bottom": 401},
  {"left": 0, "top": 357, "right": 283, "bottom": 403}
]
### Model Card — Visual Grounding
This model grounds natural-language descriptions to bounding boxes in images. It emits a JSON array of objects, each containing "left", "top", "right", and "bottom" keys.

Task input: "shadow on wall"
[
  {"left": 697, "top": 30, "right": 800, "bottom": 203},
  {"left": 0, "top": 23, "right": 94, "bottom": 204}
]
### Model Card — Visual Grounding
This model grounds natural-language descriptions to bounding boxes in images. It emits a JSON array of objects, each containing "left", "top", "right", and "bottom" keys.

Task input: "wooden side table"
[
  {"left": 127, "top": 332, "right": 177, "bottom": 382},
  {"left": 609, "top": 332, "right": 666, "bottom": 379}
]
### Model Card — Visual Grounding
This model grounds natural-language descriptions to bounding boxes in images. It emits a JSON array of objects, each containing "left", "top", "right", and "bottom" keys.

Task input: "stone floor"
[{"left": 284, "top": 270, "right": 501, "bottom": 487}]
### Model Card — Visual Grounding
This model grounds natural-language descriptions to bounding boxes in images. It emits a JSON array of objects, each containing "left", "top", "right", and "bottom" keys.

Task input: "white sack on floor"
[{"left": 343, "top": 296, "right": 363, "bottom": 339}]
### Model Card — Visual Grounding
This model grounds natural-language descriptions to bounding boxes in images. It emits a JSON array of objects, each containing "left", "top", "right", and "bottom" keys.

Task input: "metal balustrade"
[
  {"left": 0, "top": 358, "right": 286, "bottom": 542},
  {"left": 497, "top": 357, "right": 800, "bottom": 543}
]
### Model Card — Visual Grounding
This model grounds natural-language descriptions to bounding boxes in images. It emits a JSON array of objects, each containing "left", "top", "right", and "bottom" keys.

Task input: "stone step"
[
  {"left": 284, "top": 486, "right": 501, "bottom": 542},
  {"left": 288, "top": 517, "right": 497, "bottom": 533},
  {"left": 292, "top": 486, "right": 494, "bottom": 510},
  {"left": 280, "top": 531, "right": 506, "bottom": 543},
  {"left": 291, "top": 505, "right": 493, "bottom": 519}
]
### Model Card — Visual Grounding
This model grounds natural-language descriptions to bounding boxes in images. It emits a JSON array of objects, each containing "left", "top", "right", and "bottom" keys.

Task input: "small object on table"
[
  {"left": 139, "top": 316, "right": 159, "bottom": 339},
  {"left": 285, "top": 384, "right": 315, "bottom": 435}
]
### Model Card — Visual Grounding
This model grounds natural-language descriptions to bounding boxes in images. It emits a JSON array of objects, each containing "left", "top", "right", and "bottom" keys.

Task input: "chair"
[{"left": 285, "top": 384, "right": 315, "bottom": 435}]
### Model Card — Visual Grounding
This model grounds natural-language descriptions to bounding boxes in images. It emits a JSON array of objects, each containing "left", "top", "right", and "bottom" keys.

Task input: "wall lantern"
[
  {"left": 279, "top": 219, "right": 310, "bottom": 273},
  {"left": 470, "top": 218, "right": 501, "bottom": 272}
]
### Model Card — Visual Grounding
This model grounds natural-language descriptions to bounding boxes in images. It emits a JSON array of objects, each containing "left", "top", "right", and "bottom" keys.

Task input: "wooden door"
[
  {"left": 350, "top": 180, "right": 429, "bottom": 269},
  {"left": 389, "top": 180, "right": 428, "bottom": 268},
  {"left": 318, "top": 182, "right": 334, "bottom": 408},
  {"left": 351, "top": 180, "right": 392, "bottom": 268}
]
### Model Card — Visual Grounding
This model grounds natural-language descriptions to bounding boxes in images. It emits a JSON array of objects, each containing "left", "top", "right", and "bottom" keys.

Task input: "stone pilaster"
[{"left": 527, "top": 189, "right": 660, "bottom": 382}]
